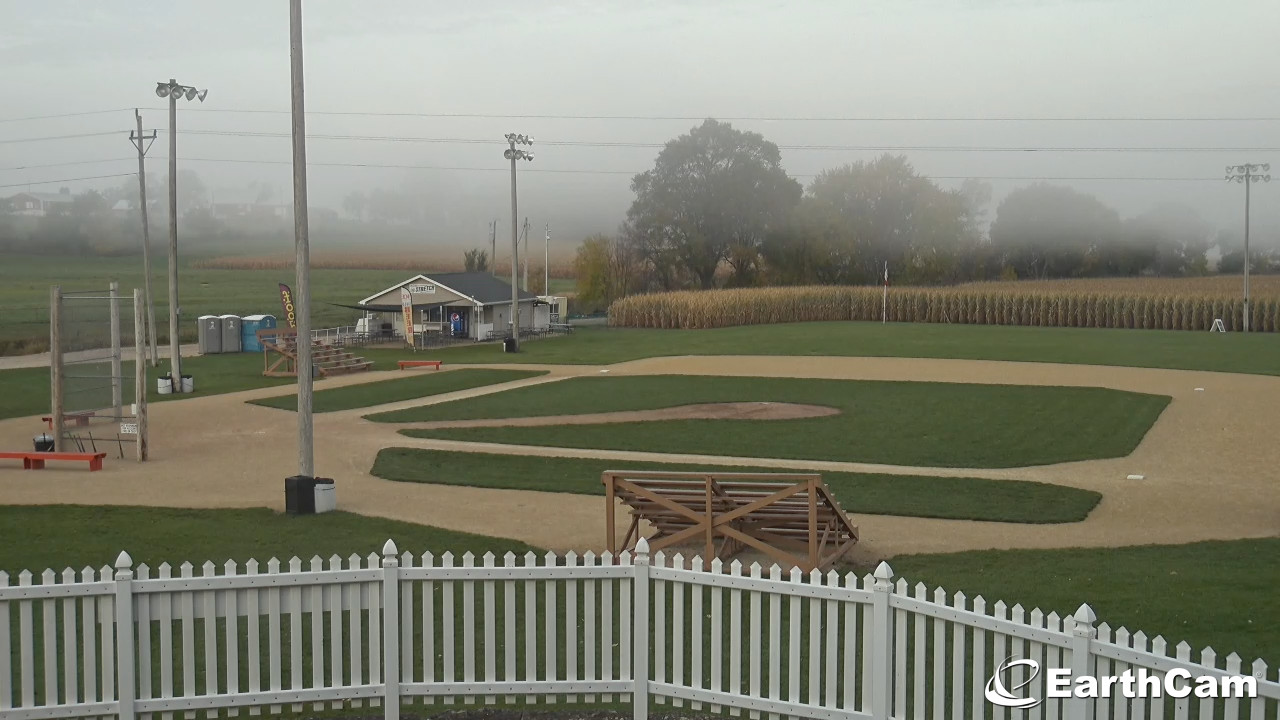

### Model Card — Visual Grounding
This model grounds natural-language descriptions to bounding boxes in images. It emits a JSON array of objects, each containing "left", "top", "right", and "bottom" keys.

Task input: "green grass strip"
[
  {"left": 249, "top": 368, "right": 546, "bottom": 413},
  {"left": 891, "top": 538, "right": 1280, "bottom": 663},
  {"left": 0, "top": 505, "right": 537, "bottom": 574},
  {"left": 371, "top": 448, "right": 1101, "bottom": 524},
  {"left": 385, "top": 375, "right": 1169, "bottom": 468},
  {"left": 422, "top": 322, "right": 1280, "bottom": 377}
]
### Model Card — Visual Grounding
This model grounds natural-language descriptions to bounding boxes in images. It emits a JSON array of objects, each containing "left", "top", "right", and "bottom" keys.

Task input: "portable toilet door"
[
  {"left": 198, "top": 315, "right": 223, "bottom": 354},
  {"left": 241, "top": 314, "right": 277, "bottom": 352},
  {"left": 220, "top": 315, "right": 242, "bottom": 353}
]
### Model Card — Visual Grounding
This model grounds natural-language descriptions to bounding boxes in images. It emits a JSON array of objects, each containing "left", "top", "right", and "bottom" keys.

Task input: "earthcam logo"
[
  {"left": 986, "top": 658, "right": 1043, "bottom": 709},
  {"left": 985, "top": 657, "right": 1257, "bottom": 709}
]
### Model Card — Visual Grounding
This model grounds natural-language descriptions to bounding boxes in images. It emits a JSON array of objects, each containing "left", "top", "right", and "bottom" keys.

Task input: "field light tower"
[
  {"left": 155, "top": 79, "right": 208, "bottom": 388},
  {"left": 1226, "top": 163, "right": 1271, "bottom": 333},
  {"left": 504, "top": 133, "right": 533, "bottom": 351}
]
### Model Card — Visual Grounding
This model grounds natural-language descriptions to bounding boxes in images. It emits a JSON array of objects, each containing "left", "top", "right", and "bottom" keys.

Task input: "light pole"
[
  {"left": 1226, "top": 163, "right": 1271, "bottom": 333},
  {"left": 154, "top": 79, "right": 208, "bottom": 388},
  {"left": 504, "top": 133, "right": 532, "bottom": 350}
]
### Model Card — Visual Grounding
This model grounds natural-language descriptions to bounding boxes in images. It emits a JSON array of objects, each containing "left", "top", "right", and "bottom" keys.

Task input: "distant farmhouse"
[{"left": 2, "top": 189, "right": 75, "bottom": 217}]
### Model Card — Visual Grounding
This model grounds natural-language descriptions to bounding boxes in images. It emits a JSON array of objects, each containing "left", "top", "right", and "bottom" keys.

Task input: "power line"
[
  {"left": 0, "top": 131, "right": 122, "bottom": 145},
  {"left": 0, "top": 173, "right": 135, "bottom": 189},
  {"left": 0, "top": 108, "right": 131, "bottom": 124},
  {"left": 0, "top": 158, "right": 134, "bottom": 171},
  {"left": 167, "top": 129, "right": 1280, "bottom": 153},
  {"left": 161, "top": 156, "right": 1233, "bottom": 181},
  {"left": 143, "top": 107, "right": 1280, "bottom": 123}
]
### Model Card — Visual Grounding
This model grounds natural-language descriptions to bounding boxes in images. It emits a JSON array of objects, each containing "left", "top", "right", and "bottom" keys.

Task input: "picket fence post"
[
  {"left": 113, "top": 551, "right": 136, "bottom": 720},
  {"left": 1067, "top": 603, "right": 1098, "bottom": 720},
  {"left": 871, "top": 561, "right": 895, "bottom": 720},
  {"left": 632, "top": 537, "right": 651, "bottom": 720},
  {"left": 382, "top": 540, "right": 400, "bottom": 720}
]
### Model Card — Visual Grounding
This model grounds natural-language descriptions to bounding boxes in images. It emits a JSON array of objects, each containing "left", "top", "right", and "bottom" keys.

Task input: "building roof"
[
  {"left": 358, "top": 272, "right": 539, "bottom": 307},
  {"left": 7, "top": 191, "right": 74, "bottom": 203}
]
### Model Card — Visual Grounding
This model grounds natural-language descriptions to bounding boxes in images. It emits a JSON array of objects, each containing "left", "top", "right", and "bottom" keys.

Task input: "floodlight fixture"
[{"left": 155, "top": 83, "right": 170, "bottom": 98}]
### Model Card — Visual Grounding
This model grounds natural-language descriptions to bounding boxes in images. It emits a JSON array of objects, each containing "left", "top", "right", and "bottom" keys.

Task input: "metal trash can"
[
  {"left": 180, "top": 375, "right": 194, "bottom": 393},
  {"left": 313, "top": 478, "right": 336, "bottom": 514},
  {"left": 157, "top": 375, "right": 173, "bottom": 395},
  {"left": 33, "top": 434, "right": 54, "bottom": 452},
  {"left": 503, "top": 337, "right": 516, "bottom": 352},
  {"left": 285, "top": 476, "right": 317, "bottom": 515}
]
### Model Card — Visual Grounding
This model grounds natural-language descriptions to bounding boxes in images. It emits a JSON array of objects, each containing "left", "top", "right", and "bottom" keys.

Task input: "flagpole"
[{"left": 882, "top": 261, "right": 888, "bottom": 324}]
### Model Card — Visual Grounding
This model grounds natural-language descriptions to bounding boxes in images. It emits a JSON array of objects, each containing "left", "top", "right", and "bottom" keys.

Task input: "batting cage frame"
[{"left": 49, "top": 283, "right": 149, "bottom": 461}]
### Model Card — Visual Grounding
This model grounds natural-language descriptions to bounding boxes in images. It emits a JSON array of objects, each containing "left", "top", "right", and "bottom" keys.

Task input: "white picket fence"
[{"left": 1, "top": 538, "right": 1277, "bottom": 720}]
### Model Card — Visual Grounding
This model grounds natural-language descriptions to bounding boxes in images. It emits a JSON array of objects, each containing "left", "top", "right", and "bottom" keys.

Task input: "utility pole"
[
  {"left": 545, "top": 223, "right": 550, "bottom": 297},
  {"left": 154, "top": 79, "right": 207, "bottom": 389},
  {"left": 129, "top": 110, "right": 159, "bottom": 366},
  {"left": 521, "top": 217, "right": 530, "bottom": 291},
  {"left": 489, "top": 220, "right": 497, "bottom": 276},
  {"left": 290, "top": 0, "right": 314, "bottom": 478},
  {"left": 1226, "top": 163, "right": 1272, "bottom": 332},
  {"left": 503, "top": 134, "right": 532, "bottom": 350}
]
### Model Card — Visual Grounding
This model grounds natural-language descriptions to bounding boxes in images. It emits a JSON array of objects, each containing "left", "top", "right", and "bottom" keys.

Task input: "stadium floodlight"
[
  {"left": 154, "top": 78, "right": 210, "bottom": 388},
  {"left": 1225, "top": 162, "right": 1273, "bottom": 332}
]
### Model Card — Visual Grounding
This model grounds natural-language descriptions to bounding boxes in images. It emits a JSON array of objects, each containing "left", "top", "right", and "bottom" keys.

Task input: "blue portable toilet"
[{"left": 241, "top": 314, "right": 277, "bottom": 352}]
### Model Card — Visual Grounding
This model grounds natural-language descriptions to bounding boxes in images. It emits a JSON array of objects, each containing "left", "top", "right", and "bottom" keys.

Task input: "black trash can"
[
  {"left": 33, "top": 434, "right": 54, "bottom": 452},
  {"left": 285, "top": 475, "right": 318, "bottom": 515},
  {"left": 503, "top": 337, "right": 517, "bottom": 353}
]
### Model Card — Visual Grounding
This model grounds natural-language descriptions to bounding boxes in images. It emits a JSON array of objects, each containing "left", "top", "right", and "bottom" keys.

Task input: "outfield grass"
[
  {"left": 429, "top": 322, "right": 1280, "bottom": 376},
  {"left": 386, "top": 375, "right": 1170, "bottom": 468},
  {"left": 371, "top": 448, "right": 1101, "bottom": 524},
  {"left": 0, "top": 505, "right": 537, "bottom": 575},
  {"left": 892, "top": 538, "right": 1280, "bottom": 662},
  {"left": 248, "top": 368, "right": 546, "bottom": 413},
  {"left": 0, "top": 254, "right": 413, "bottom": 350}
]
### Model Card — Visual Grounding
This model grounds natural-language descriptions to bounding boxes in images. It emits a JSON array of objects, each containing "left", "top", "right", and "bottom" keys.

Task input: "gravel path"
[{"left": 1, "top": 356, "right": 1276, "bottom": 560}]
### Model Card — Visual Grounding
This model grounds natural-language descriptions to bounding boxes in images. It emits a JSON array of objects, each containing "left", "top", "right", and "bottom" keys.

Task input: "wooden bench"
[
  {"left": 41, "top": 411, "right": 95, "bottom": 430},
  {"left": 0, "top": 451, "right": 107, "bottom": 471},
  {"left": 398, "top": 360, "right": 443, "bottom": 371}
]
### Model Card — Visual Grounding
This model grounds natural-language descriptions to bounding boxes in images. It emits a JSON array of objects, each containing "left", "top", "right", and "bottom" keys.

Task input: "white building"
[{"left": 353, "top": 272, "right": 550, "bottom": 341}]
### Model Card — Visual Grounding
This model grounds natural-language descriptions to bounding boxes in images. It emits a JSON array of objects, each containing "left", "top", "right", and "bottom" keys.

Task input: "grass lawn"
[
  {"left": 0, "top": 254, "right": 415, "bottom": 350},
  {"left": 892, "top": 538, "right": 1280, "bottom": 662},
  {"left": 429, "top": 322, "right": 1280, "bottom": 376},
  {"left": 385, "top": 375, "right": 1170, "bottom": 468},
  {"left": 248, "top": 368, "right": 547, "bottom": 413},
  {"left": 0, "top": 505, "right": 538, "bottom": 574},
  {"left": 371, "top": 448, "right": 1101, "bottom": 524}
]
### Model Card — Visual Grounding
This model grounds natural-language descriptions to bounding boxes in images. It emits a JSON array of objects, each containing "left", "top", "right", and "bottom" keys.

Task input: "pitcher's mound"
[{"left": 401, "top": 402, "right": 839, "bottom": 429}]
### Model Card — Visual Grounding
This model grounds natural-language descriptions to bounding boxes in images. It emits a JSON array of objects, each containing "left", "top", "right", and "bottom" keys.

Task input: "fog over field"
[{"left": 2, "top": 0, "right": 1277, "bottom": 256}]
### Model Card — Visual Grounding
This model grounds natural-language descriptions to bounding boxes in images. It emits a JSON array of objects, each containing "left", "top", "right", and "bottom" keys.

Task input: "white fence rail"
[{"left": 1, "top": 539, "right": 1276, "bottom": 720}]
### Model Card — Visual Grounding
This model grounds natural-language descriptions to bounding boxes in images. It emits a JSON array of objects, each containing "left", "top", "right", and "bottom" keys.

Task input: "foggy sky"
[{"left": 3, "top": 0, "right": 1278, "bottom": 250}]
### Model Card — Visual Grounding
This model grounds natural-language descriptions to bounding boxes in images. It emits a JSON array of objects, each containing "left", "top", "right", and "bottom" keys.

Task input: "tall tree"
[
  {"left": 989, "top": 183, "right": 1124, "bottom": 279},
  {"left": 623, "top": 119, "right": 802, "bottom": 289},
  {"left": 772, "top": 155, "right": 980, "bottom": 285}
]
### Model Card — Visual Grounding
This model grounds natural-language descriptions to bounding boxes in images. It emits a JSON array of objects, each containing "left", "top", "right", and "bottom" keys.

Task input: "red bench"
[
  {"left": 0, "top": 451, "right": 107, "bottom": 471},
  {"left": 398, "top": 360, "right": 443, "bottom": 371},
  {"left": 41, "top": 411, "right": 95, "bottom": 430}
]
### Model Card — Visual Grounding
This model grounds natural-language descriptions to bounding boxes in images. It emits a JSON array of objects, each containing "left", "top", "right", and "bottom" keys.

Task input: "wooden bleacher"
[
  {"left": 603, "top": 470, "right": 858, "bottom": 572},
  {"left": 258, "top": 328, "right": 373, "bottom": 378}
]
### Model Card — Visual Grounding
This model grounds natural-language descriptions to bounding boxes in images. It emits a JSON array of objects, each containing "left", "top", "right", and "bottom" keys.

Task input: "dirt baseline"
[{"left": 397, "top": 401, "right": 840, "bottom": 430}]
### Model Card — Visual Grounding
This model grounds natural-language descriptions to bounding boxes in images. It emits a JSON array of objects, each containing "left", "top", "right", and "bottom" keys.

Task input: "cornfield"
[{"left": 608, "top": 278, "right": 1280, "bottom": 332}]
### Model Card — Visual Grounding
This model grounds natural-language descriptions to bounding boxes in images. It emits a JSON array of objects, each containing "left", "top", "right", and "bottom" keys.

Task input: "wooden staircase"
[{"left": 259, "top": 329, "right": 374, "bottom": 378}]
